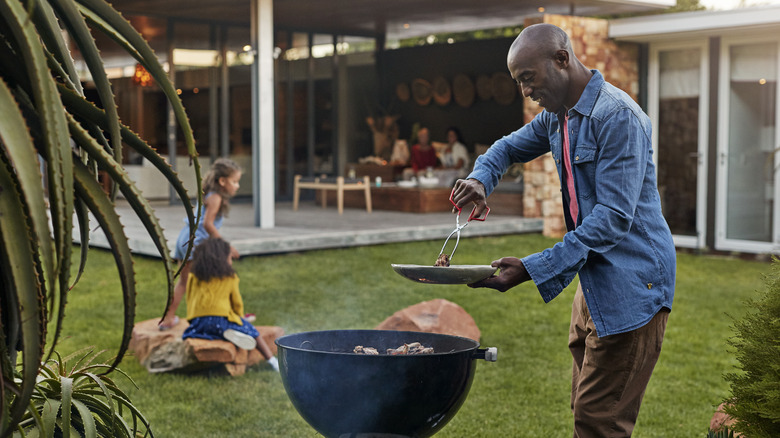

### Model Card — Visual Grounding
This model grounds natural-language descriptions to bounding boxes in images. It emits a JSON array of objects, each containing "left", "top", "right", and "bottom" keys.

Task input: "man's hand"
[
  {"left": 451, "top": 178, "right": 489, "bottom": 219},
  {"left": 468, "top": 257, "right": 531, "bottom": 292}
]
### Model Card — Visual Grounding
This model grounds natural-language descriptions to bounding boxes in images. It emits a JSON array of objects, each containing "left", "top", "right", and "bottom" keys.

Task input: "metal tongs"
[{"left": 438, "top": 190, "right": 490, "bottom": 263}]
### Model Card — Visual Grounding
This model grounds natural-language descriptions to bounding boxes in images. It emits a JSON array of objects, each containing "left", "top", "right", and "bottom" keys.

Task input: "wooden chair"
[{"left": 293, "top": 175, "right": 372, "bottom": 215}]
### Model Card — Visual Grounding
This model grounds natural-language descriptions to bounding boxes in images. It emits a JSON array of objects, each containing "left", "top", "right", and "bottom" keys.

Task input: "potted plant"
[{"left": 0, "top": 0, "right": 200, "bottom": 435}]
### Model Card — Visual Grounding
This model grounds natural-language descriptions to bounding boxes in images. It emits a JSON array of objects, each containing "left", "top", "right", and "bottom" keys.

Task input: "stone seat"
[{"left": 128, "top": 318, "right": 284, "bottom": 376}]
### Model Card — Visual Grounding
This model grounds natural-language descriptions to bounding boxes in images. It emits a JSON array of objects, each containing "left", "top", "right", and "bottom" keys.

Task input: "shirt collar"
[
  {"left": 572, "top": 69, "right": 604, "bottom": 116},
  {"left": 559, "top": 69, "right": 604, "bottom": 119}
]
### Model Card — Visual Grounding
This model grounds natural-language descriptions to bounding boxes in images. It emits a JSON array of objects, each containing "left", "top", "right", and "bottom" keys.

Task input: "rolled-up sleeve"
[{"left": 468, "top": 114, "right": 554, "bottom": 194}]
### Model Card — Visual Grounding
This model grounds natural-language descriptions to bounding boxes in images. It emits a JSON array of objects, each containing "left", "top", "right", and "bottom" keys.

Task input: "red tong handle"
[{"left": 449, "top": 189, "right": 490, "bottom": 222}]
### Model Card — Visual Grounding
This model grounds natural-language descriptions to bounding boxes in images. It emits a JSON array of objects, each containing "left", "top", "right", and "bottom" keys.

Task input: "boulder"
[
  {"left": 710, "top": 402, "right": 742, "bottom": 436},
  {"left": 375, "top": 298, "right": 481, "bottom": 341},
  {"left": 187, "top": 337, "right": 239, "bottom": 363},
  {"left": 128, "top": 317, "right": 187, "bottom": 364},
  {"left": 142, "top": 338, "right": 197, "bottom": 373},
  {"left": 129, "top": 318, "right": 284, "bottom": 376}
]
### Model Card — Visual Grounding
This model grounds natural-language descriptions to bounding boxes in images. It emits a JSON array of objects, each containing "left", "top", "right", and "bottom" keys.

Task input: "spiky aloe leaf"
[
  {"left": 70, "top": 399, "right": 96, "bottom": 438},
  {"left": 0, "top": 4, "right": 74, "bottom": 365},
  {"left": 73, "top": 0, "right": 203, "bottom": 274},
  {"left": 74, "top": 0, "right": 202, "bottom": 205},
  {"left": 0, "top": 14, "right": 56, "bottom": 318},
  {"left": 66, "top": 112, "right": 175, "bottom": 309},
  {"left": 58, "top": 84, "right": 198, "bottom": 283},
  {"left": 28, "top": 351, "right": 151, "bottom": 438},
  {"left": 0, "top": 76, "right": 54, "bottom": 312},
  {"left": 0, "top": 84, "right": 47, "bottom": 437},
  {"left": 71, "top": 198, "right": 90, "bottom": 290},
  {"left": 28, "top": 0, "right": 82, "bottom": 94},
  {"left": 0, "top": 0, "right": 73, "bottom": 300},
  {"left": 49, "top": 0, "right": 121, "bottom": 168},
  {"left": 0, "top": 160, "right": 44, "bottom": 437},
  {"left": 40, "top": 398, "right": 60, "bottom": 438},
  {"left": 71, "top": 163, "right": 135, "bottom": 372},
  {"left": 0, "top": 79, "right": 70, "bottom": 365},
  {"left": 57, "top": 85, "right": 196, "bottom": 217},
  {"left": 18, "top": 398, "right": 46, "bottom": 437},
  {"left": 59, "top": 377, "right": 71, "bottom": 438},
  {"left": 71, "top": 372, "right": 115, "bottom": 436},
  {"left": 0, "top": 335, "right": 13, "bottom": 436}
]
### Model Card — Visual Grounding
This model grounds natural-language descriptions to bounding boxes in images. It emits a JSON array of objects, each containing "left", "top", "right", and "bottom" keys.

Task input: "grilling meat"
[
  {"left": 353, "top": 346, "right": 379, "bottom": 355},
  {"left": 434, "top": 253, "right": 450, "bottom": 267},
  {"left": 354, "top": 342, "right": 434, "bottom": 355},
  {"left": 387, "top": 342, "right": 434, "bottom": 355}
]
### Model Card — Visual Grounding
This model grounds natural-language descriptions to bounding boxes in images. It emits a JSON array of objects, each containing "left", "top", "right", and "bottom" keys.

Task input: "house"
[
  {"left": 610, "top": 5, "right": 780, "bottom": 254},
  {"left": 94, "top": 0, "right": 673, "bottom": 227},
  {"left": 86, "top": 1, "right": 780, "bottom": 254}
]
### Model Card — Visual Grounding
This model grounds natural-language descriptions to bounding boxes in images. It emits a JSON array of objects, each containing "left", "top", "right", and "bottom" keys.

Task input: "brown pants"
[{"left": 569, "top": 283, "right": 669, "bottom": 438}]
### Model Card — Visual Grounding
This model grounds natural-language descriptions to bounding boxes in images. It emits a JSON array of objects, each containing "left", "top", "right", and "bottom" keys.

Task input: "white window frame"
[
  {"left": 715, "top": 34, "right": 780, "bottom": 254},
  {"left": 648, "top": 39, "right": 709, "bottom": 249}
]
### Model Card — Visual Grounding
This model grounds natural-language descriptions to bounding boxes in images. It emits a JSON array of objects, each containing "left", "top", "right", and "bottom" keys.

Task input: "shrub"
[{"left": 722, "top": 259, "right": 780, "bottom": 437}]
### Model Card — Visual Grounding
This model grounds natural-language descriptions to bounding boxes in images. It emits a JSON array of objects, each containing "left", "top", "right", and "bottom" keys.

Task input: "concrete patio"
[{"left": 79, "top": 199, "right": 543, "bottom": 258}]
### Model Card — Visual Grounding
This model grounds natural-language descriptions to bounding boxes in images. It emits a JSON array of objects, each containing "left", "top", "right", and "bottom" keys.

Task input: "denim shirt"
[{"left": 468, "top": 70, "right": 675, "bottom": 337}]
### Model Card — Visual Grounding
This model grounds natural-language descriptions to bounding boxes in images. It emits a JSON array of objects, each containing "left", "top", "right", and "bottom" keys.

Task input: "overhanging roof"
[
  {"left": 609, "top": 4, "right": 780, "bottom": 41},
  {"left": 111, "top": 0, "right": 674, "bottom": 39}
]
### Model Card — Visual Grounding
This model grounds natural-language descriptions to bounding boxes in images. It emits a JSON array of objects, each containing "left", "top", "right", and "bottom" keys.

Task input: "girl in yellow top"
[
  {"left": 181, "top": 237, "right": 278, "bottom": 371},
  {"left": 159, "top": 158, "right": 242, "bottom": 330}
]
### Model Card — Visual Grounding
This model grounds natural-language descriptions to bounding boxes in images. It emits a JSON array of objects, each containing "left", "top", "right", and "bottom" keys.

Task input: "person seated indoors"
[
  {"left": 389, "top": 139, "right": 410, "bottom": 167},
  {"left": 405, "top": 127, "right": 439, "bottom": 180},
  {"left": 437, "top": 126, "right": 471, "bottom": 186}
]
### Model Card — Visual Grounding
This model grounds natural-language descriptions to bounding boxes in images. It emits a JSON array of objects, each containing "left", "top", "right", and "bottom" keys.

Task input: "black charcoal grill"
[{"left": 275, "top": 329, "right": 497, "bottom": 438}]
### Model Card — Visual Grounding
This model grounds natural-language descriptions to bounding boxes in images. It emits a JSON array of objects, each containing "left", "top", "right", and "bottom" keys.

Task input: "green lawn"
[{"left": 55, "top": 233, "right": 768, "bottom": 437}]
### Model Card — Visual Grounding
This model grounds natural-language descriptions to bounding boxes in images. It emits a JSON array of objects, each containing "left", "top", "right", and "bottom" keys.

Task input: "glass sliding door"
[
  {"left": 649, "top": 41, "right": 709, "bottom": 248},
  {"left": 717, "top": 37, "right": 780, "bottom": 253}
]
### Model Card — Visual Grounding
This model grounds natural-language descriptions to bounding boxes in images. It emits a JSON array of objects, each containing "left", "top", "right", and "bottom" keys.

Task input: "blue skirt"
[{"left": 182, "top": 316, "right": 259, "bottom": 341}]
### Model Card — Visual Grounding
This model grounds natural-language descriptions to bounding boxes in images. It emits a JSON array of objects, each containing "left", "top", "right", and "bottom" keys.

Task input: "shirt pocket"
[{"left": 572, "top": 144, "right": 597, "bottom": 200}]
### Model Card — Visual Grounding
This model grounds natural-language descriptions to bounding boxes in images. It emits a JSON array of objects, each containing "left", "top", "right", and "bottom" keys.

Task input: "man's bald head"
[
  {"left": 508, "top": 23, "right": 572, "bottom": 63},
  {"left": 505, "top": 24, "right": 591, "bottom": 113}
]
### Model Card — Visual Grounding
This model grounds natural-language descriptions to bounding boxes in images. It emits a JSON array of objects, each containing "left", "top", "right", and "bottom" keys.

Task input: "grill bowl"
[{"left": 275, "top": 330, "right": 487, "bottom": 438}]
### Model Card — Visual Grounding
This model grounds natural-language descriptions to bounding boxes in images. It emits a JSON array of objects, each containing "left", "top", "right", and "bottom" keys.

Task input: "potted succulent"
[{"left": 0, "top": 0, "right": 200, "bottom": 435}]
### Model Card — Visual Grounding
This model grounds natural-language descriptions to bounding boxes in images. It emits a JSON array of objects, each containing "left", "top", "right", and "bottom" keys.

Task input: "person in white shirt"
[{"left": 437, "top": 126, "right": 471, "bottom": 186}]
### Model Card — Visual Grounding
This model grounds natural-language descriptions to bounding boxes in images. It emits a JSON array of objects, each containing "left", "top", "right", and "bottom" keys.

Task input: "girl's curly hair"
[
  {"left": 190, "top": 237, "right": 235, "bottom": 282},
  {"left": 202, "top": 158, "right": 241, "bottom": 217}
]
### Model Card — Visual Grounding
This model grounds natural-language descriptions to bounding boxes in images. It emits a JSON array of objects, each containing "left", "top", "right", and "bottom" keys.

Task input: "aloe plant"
[
  {"left": 706, "top": 427, "right": 735, "bottom": 438},
  {"left": 0, "top": 0, "right": 201, "bottom": 435},
  {"left": 14, "top": 349, "right": 152, "bottom": 438}
]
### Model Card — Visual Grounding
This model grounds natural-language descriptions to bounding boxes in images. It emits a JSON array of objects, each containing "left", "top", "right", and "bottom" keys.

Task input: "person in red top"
[{"left": 409, "top": 127, "right": 439, "bottom": 175}]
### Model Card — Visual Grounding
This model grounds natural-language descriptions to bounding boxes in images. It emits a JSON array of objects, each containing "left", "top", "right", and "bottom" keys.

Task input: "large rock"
[
  {"left": 710, "top": 403, "right": 742, "bottom": 436},
  {"left": 141, "top": 338, "right": 197, "bottom": 373},
  {"left": 129, "top": 318, "right": 283, "bottom": 376},
  {"left": 128, "top": 317, "right": 188, "bottom": 365},
  {"left": 375, "top": 298, "right": 480, "bottom": 341}
]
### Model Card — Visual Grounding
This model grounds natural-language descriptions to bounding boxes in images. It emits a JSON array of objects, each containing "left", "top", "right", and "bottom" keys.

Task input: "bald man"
[{"left": 452, "top": 24, "right": 675, "bottom": 437}]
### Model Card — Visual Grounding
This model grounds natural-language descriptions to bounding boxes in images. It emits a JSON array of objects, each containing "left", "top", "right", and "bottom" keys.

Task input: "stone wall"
[{"left": 521, "top": 14, "right": 640, "bottom": 237}]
